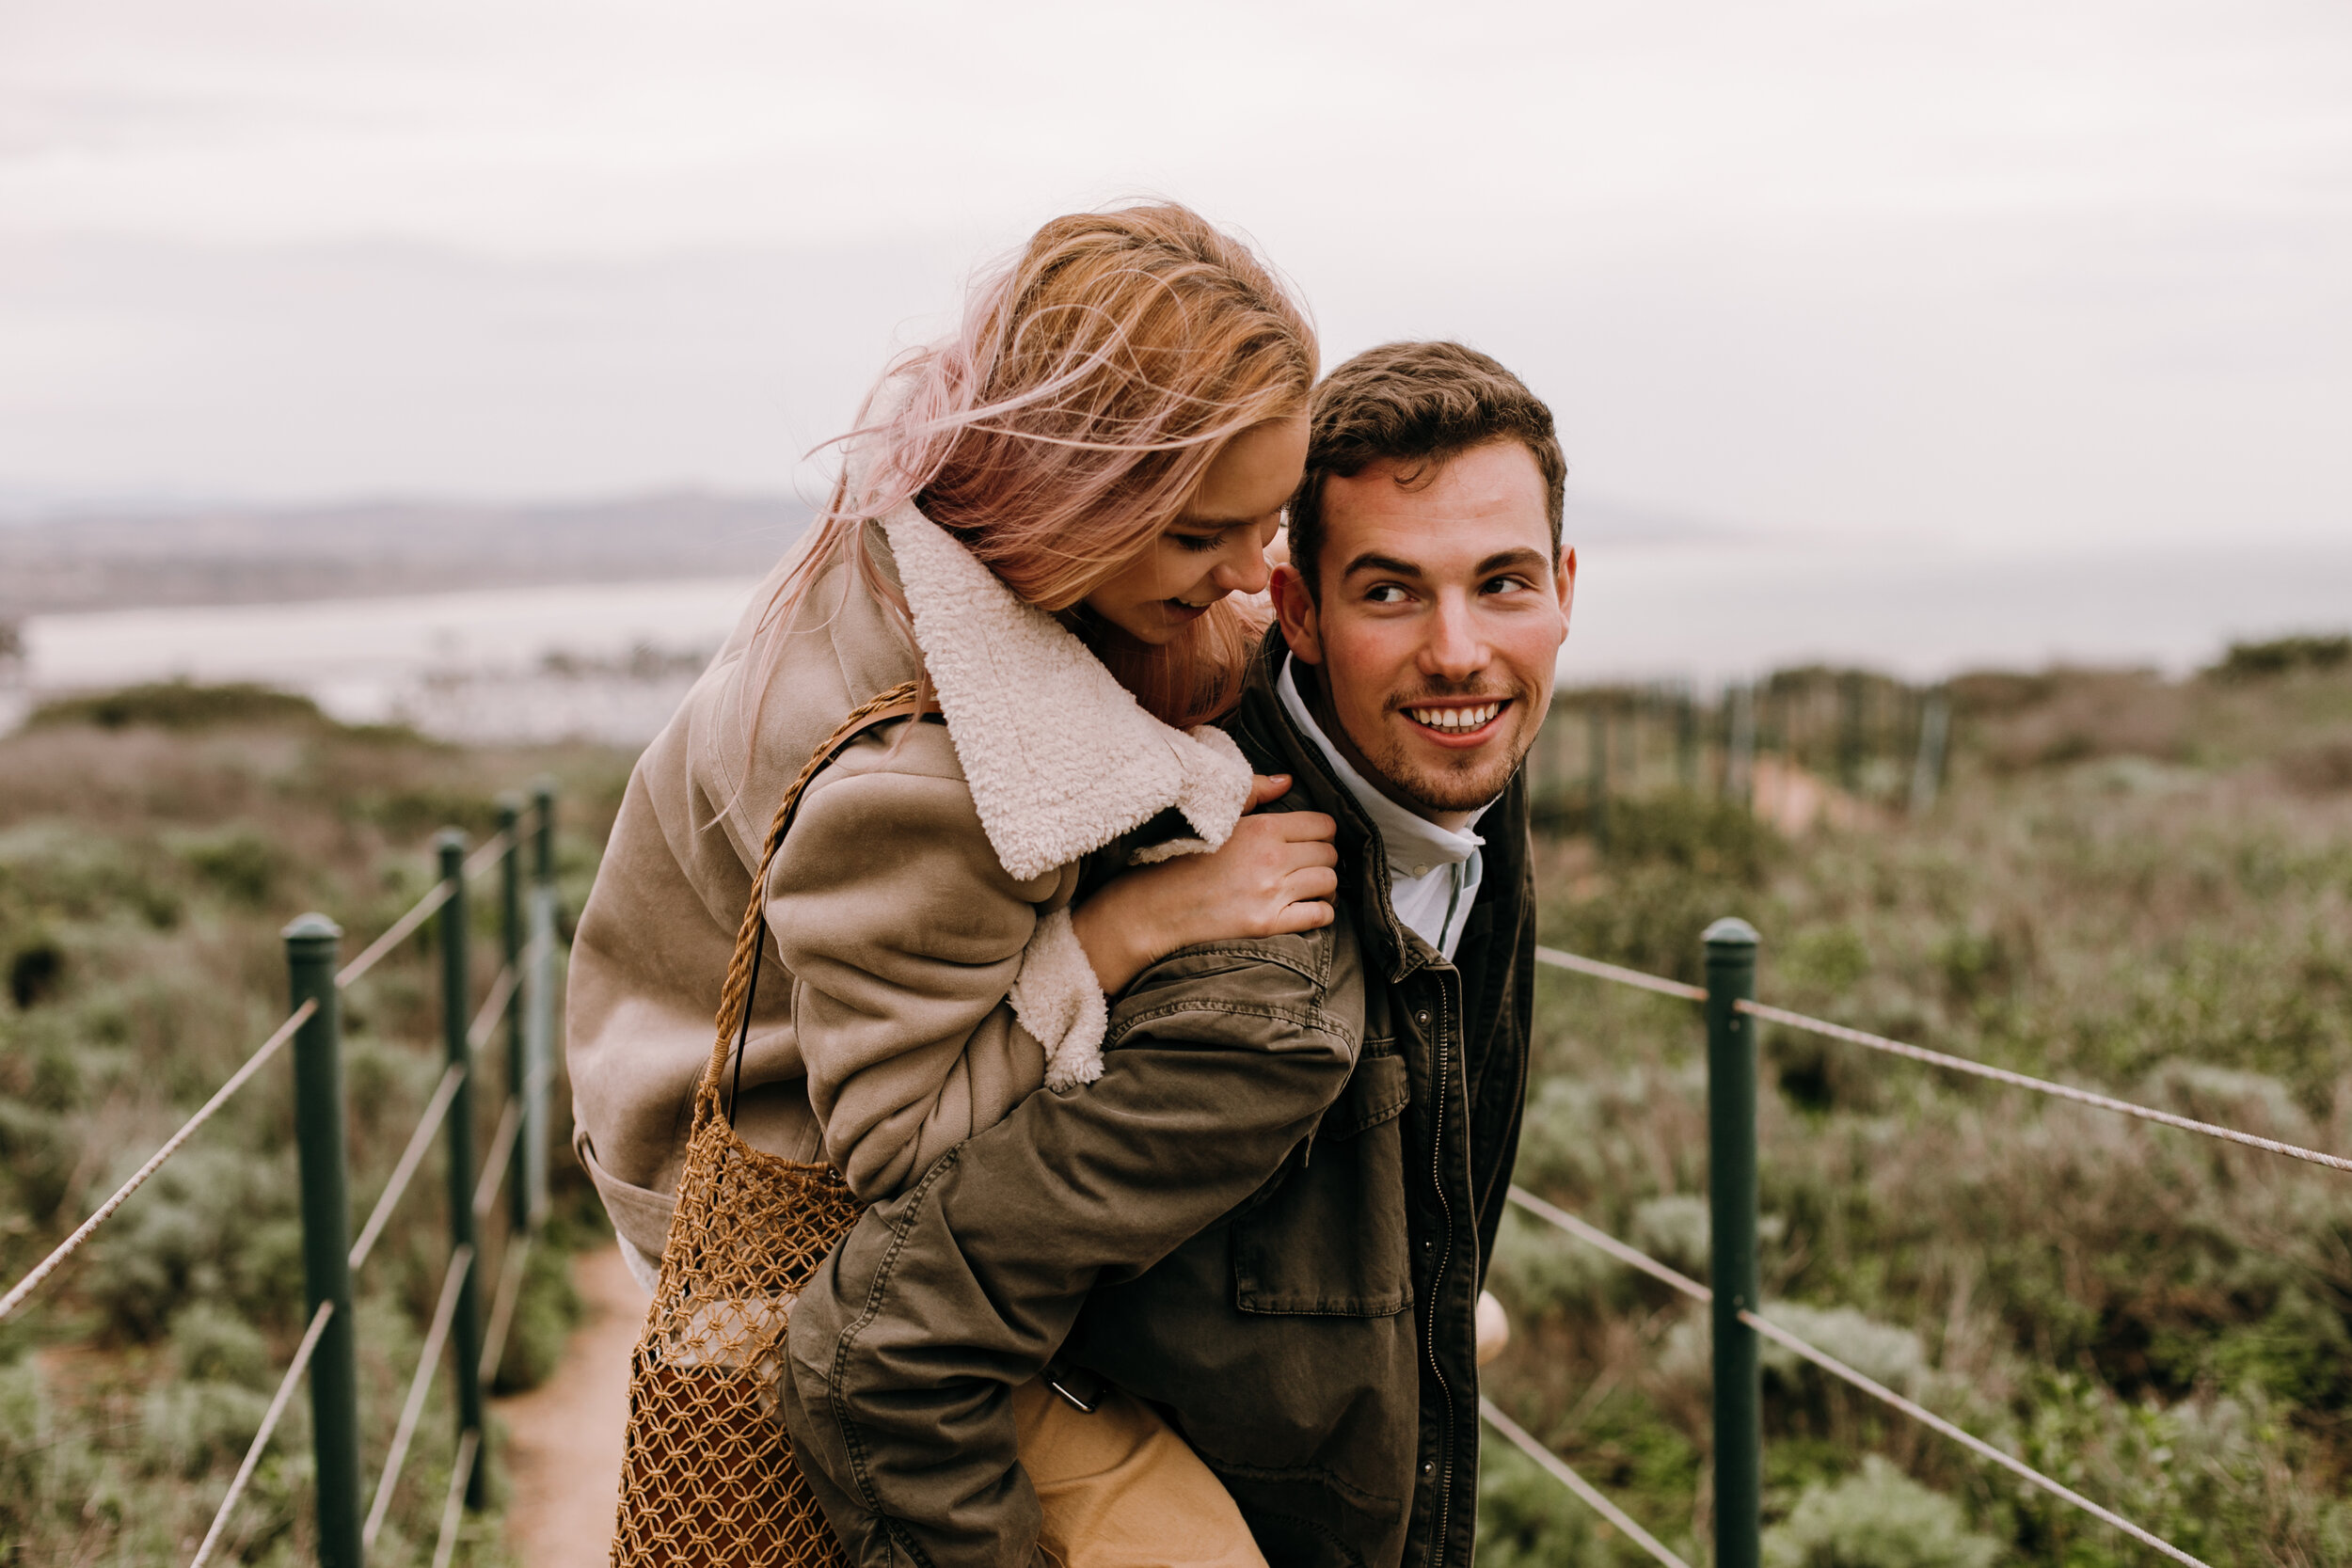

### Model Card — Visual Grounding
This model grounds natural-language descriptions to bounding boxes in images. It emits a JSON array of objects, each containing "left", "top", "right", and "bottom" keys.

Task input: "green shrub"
[
  {"left": 27, "top": 680, "right": 327, "bottom": 732},
  {"left": 1475, "top": 1436, "right": 1600, "bottom": 1568},
  {"left": 1764, "top": 1457, "right": 1997, "bottom": 1568},
  {"left": 170, "top": 1300, "right": 272, "bottom": 1387},
  {"left": 139, "top": 1379, "right": 273, "bottom": 1478},
  {"left": 2207, "top": 634, "right": 2352, "bottom": 681},
  {"left": 176, "top": 827, "right": 286, "bottom": 908}
]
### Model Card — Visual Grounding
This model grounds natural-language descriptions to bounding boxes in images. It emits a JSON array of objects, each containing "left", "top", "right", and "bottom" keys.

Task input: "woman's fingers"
[
  {"left": 1283, "top": 864, "right": 1340, "bottom": 902},
  {"left": 1274, "top": 810, "right": 1336, "bottom": 842},
  {"left": 1263, "top": 898, "right": 1335, "bottom": 934},
  {"left": 1246, "top": 773, "right": 1294, "bottom": 811}
]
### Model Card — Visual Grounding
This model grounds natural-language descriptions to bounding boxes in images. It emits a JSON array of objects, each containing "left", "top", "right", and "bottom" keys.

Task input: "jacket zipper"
[{"left": 1423, "top": 978, "right": 1456, "bottom": 1568}]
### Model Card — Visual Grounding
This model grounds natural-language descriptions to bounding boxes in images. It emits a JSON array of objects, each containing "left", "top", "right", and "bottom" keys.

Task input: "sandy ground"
[{"left": 493, "top": 1243, "right": 644, "bottom": 1567}]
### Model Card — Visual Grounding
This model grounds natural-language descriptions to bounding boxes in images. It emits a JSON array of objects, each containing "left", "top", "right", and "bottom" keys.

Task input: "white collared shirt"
[{"left": 1277, "top": 657, "right": 1488, "bottom": 962}]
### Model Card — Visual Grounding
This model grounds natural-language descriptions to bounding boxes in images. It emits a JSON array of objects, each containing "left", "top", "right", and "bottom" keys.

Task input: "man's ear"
[
  {"left": 1557, "top": 546, "right": 1578, "bottom": 632},
  {"left": 1269, "top": 562, "right": 1326, "bottom": 665}
]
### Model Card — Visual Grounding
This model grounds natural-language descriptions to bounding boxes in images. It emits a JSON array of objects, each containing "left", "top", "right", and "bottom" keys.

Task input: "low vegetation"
[
  {"left": 0, "top": 688, "right": 630, "bottom": 1564},
  {"left": 1483, "top": 640, "right": 2352, "bottom": 1564},
  {"left": 6, "top": 634, "right": 2348, "bottom": 1565}
]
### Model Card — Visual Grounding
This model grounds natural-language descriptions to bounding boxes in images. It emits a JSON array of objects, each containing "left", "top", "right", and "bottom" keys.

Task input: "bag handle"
[{"left": 696, "top": 680, "right": 943, "bottom": 1130}]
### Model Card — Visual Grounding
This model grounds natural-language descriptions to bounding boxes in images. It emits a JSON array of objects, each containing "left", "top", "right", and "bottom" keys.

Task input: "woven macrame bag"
[{"left": 611, "top": 683, "right": 931, "bottom": 1567}]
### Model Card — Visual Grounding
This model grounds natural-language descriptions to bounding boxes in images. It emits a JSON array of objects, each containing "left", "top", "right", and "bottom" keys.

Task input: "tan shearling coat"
[{"left": 567, "top": 500, "right": 1256, "bottom": 1287}]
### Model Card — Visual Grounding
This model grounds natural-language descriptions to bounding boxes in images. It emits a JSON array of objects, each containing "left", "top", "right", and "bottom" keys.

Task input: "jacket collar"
[
  {"left": 877, "top": 500, "right": 1253, "bottom": 883},
  {"left": 1230, "top": 630, "right": 1531, "bottom": 985}
]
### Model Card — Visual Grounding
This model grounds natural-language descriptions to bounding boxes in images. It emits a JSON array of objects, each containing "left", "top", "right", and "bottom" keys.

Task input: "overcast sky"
[{"left": 4, "top": 0, "right": 2348, "bottom": 551}]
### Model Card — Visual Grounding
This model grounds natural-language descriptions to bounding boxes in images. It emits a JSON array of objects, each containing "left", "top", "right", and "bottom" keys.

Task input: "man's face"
[{"left": 1270, "top": 440, "right": 1574, "bottom": 825}]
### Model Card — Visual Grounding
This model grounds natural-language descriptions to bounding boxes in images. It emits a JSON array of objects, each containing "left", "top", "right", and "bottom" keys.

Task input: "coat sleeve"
[
  {"left": 768, "top": 737, "right": 1075, "bottom": 1201},
  {"left": 781, "top": 930, "right": 1365, "bottom": 1568}
]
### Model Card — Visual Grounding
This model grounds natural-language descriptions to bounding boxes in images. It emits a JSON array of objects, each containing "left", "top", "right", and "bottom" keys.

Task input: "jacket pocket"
[
  {"left": 575, "top": 1126, "right": 678, "bottom": 1272},
  {"left": 1232, "top": 1053, "right": 1412, "bottom": 1317}
]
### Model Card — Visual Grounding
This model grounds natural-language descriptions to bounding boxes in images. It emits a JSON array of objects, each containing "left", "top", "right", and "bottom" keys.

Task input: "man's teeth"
[{"left": 1408, "top": 703, "right": 1502, "bottom": 732}]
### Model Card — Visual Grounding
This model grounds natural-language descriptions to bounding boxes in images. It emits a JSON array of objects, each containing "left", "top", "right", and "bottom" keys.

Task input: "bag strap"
[{"left": 695, "top": 680, "right": 945, "bottom": 1129}]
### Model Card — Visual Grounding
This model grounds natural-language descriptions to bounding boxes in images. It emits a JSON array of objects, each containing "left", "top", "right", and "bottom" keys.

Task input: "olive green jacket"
[{"left": 783, "top": 636, "right": 1536, "bottom": 1568}]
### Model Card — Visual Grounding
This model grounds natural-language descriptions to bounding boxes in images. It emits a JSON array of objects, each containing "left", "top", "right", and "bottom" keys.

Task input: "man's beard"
[{"left": 1369, "top": 686, "right": 1538, "bottom": 815}]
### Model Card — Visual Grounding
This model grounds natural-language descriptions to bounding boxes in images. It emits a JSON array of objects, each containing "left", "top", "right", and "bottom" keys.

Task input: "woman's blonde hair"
[{"left": 761, "top": 201, "right": 1316, "bottom": 730}]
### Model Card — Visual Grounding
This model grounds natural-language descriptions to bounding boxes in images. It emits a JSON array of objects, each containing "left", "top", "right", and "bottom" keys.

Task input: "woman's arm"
[{"left": 767, "top": 736, "right": 1069, "bottom": 1200}]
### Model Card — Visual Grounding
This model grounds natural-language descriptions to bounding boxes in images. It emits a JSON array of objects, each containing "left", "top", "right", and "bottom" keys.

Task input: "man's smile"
[{"left": 1398, "top": 698, "right": 1512, "bottom": 745}]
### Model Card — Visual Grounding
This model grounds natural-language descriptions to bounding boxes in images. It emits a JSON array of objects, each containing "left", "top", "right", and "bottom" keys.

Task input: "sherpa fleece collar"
[{"left": 879, "top": 501, "right": 1253, "bottom": 883}]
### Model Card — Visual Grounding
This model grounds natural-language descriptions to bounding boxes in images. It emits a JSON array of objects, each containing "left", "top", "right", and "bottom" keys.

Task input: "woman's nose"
[{"left": 1213, "top": 536, "right": 1272, "bottom": 595}]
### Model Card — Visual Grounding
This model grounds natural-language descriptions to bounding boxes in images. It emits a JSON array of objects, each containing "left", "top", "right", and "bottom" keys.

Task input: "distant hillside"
[{"left": 0, "top": 491, "right": 807, "bottom": 615}]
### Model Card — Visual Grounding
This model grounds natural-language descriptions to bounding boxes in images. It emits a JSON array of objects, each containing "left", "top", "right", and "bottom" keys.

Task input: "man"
[{"left": 784, "top": 341, "right": 1576, "bottom": 1568}]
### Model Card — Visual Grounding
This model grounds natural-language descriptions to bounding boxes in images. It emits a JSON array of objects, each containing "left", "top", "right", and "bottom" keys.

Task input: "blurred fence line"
[
  {"left": 1, "top": 784, "right": 567, "bottom": 1568},
  {"left": 1523, "top": 669, "right": 1954, "bottom": 831}
]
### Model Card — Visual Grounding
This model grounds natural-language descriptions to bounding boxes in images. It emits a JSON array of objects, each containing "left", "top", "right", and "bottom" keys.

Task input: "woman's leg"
[{"left": 1009, "top": 1377, "right": 1268, "bottom": 1568}]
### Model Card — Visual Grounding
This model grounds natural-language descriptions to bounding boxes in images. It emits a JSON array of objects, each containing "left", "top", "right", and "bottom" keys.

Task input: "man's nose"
[
  {"left": 1420, "top": 595, "right": 1487, "bottom": 680},
  {"left": 1212, "top": 535, "right": 1272, "bottom": 596}
]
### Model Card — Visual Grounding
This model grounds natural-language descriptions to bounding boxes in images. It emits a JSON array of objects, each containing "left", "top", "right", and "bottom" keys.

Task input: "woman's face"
[{"left": 1079, "top": 415, "right": 1310, "bottom": 647}]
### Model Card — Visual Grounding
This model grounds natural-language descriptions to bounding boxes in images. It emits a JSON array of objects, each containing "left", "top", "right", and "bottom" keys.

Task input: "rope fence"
[
  {"left": 1500, "top": 1186, "right": 2212, "bottom": 1568},
  {"left": 1493, "top": 933, "right": 2331, "bottom": 1566},
  {"left": 187, "top": 1300, "right": 335, "bottom": 1568},
  {"left": 0, "top": 784, "right": 564, "bottom": 1568},
  {"left": 1737, "top": 997, "right": 2352, "bottom": 1174},
  {"left": 1479, "top": 1396, "right": 1692, "bottom": 1568},
  {"left": 1534, "top": 945, "right": 2352, "bottom": 1171},
  {"left": 0, "top": 1000, "right": 315, "bottom": 1323}
]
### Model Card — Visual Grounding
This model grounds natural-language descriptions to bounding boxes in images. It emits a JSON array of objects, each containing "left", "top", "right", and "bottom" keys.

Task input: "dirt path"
[{"left": 493, "top": 1243, "right": 644, "bottom": 1567}]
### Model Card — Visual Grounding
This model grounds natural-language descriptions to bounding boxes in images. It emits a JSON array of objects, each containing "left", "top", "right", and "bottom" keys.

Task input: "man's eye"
[
  {"left": 1170, "top": 531, "right": 1225, "bottom": 554},
  {"left": 1365, "top": 584, "right": 1410, "bottom": 605},
  {"left": 1484, "top": 576, "right": 1534, "bottom": 594}
]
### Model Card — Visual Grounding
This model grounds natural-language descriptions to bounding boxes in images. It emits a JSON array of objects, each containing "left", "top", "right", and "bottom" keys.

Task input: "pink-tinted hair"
[{"left": 753, "top": 202, "right": 1317, "bottom": 736}]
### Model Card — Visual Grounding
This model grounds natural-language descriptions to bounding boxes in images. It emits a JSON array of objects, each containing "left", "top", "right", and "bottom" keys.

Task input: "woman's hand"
[{"left": 1069, "top": 774, "right": 1339, "bottom": 996}]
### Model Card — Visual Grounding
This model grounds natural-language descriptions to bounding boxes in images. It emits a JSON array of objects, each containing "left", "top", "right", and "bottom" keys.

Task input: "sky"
[{"left": 4, "top": 0, "right": 2349, "bottom": 551}]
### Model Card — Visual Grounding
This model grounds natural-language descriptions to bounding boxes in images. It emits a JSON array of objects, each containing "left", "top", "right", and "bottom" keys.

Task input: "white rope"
[
  {"left": 460, "top": 828, "right": 516, "bottom": 882},
  {"left": 1502, "top": 1191, "right": 2212, "bottom": 1567},
  {"left": 1507, "top": 1186, "right": 1708, "bottom": 1304},
  {"left": 478, "top": 1233, "right": 534, "bottom": 1383},
  {"left": 465, "top": 962, "right": 518, "bottom": 1056},
  {"left": 337, "top": 880, "right": 453, "bottom": 990},
  {"left": 1535, "top": 945, "right": 1707, "bottom": 1002},
  {"left": 1480, "top": 1397, "right": 1692, "bottom": 1568},
  {"left": 362, "top": 1243, "right": 473, "bottom": 1550},
  {"left": 473, "top": 1098, "right": 523, "bottom": 1222},
  {"left": 1737, "top": 999, "right": 2352, "bottom": 1176},
  {"left": 186, "top": 1299, "right": 333, "bottom": 1568},
  {"left": 430, "top": 1429, "right": 481, "bottom": 1568},
  {"left": 348, "top": 1063, "right": 467, "bottom": 1273},
  {"left": 1738, "top": 1308, "right": 2211, "bottom": 1568},
  {"left": 1532, "top": 947, "right": 2352, "bottom": 1174},
  {"left": 1, "top": 1001, "right": 314, "bottom": 1323}
]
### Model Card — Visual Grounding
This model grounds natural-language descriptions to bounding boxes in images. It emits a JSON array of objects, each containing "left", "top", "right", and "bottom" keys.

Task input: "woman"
[{"left": 568, "top": 203, "right": 1331, "bottom": 1563}]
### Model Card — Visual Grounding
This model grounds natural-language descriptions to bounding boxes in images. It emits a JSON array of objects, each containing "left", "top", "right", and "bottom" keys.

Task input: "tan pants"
[{"left": 1009, "top": 1377, "right": 1268, "bottom": 1568}]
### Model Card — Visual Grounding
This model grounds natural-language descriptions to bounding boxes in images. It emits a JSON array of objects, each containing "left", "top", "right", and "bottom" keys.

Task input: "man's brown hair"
[{"left": 1286, "top": 340, "right": 1565, "bottom": 596}]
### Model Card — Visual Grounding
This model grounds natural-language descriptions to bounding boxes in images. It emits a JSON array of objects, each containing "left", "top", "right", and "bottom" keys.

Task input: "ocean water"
[{"left": 3, "top": 538, "right": 2344, "bottom": 746}]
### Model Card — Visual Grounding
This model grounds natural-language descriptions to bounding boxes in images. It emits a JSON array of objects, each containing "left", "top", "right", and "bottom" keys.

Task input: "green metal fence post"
[
  {"left": 1909, "top": 688, "right": 1950, "bottom": 816},
  {"left": 285, "top": 913, "right": 364, "bottom": 1568},
  {"left": 498, "top": 796, "right": 528, "bottom": 1236},
  {"left": 526, "top": 780, "right": 557, "bottom": 1227},
  {"left": 1725, "top": 684, "right": 1756, "bottom": 810},
  {"left": 436, "top": 832, "right": 489, "bottom": 1507},
  {"left": 1676, "top": 685, "right": 1699, "bottom": 791},
  {"left": 1586, "top": 700, "right": 1610, "bottom": 850},
  {"left": 1705, "top": 916, "right": 1762, "bottom": 1568}
]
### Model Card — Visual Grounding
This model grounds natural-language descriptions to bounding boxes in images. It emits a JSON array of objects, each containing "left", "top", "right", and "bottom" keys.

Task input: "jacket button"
[
  {"left": 1414, "top": 1010, "right": 1431, "bottom": 1026},
  {"left": 1422, "top": 1461, "right": 1436, "bottom": 1478}
]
